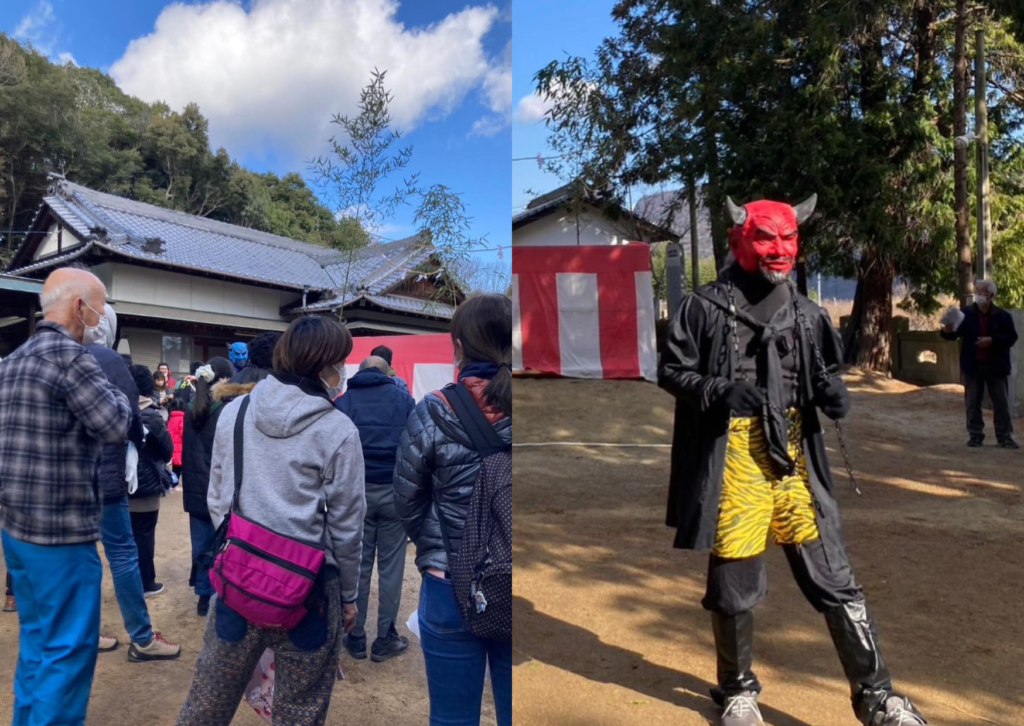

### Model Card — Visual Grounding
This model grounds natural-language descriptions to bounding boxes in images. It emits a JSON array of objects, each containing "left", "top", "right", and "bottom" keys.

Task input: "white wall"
[
  {"left": 33, "top": 223, "right": 84, "bottom": 260},
  {"left": 94, "top": 262, "right": 300, "bottom": 321},
  {"left": 513, "top": 208, "right": 640, "bottom": 247}
]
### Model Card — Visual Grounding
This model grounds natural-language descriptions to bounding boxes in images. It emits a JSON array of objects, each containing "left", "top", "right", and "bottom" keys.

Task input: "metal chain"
[{"left": 786, "top": 280, "right": 862, "bottom": 496}]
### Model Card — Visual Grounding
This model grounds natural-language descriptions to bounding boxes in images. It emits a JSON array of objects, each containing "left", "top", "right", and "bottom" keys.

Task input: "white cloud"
[
  {"left": 55, "top": 52, "right": 77, "bottom": 66},
  {"left": 514, "top": 92, "right": 553, "bottom": 124},
  {"left": 14, "top": 1, "right": 58, "bottom": 56},
  {"left": 110, "top": 0, "right": 508, "bottom": 157},
  {"left": 469, "top": 40, "right": 511, "bottom": 137}
]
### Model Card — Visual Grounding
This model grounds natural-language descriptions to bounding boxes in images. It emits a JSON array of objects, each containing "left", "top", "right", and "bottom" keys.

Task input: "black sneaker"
[
  {"left": 197, "top": 595, "right": 210, "bottom": 617},
  {"left": 143, "top": 583, "right": 164, "bottom": 599},
  {"left": 967, "top": 437, "right": 984, "bottom": 447},
  {"left": 343, "top": 633, "right": 367, "bottom": 660},
  {"left": 998, "top": 438, "right": 1020, "bottom": 449},
  {"left": 371, "top": 632, "right": 409, "bottom": 663}
]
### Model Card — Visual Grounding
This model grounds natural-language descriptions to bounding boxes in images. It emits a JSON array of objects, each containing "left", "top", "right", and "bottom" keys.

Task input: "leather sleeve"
[{"left": 658, "top": 294, "right": 731, "bottom": 412}]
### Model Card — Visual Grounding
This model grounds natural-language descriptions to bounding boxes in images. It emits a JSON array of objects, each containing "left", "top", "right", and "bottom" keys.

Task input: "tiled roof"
[{"left": 7, "top": 177, "right": 456, "bottom": 320}]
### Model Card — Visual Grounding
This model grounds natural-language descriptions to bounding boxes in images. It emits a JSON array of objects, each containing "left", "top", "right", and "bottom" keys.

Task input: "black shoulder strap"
[
  {"left": 231, "top": 396, "right": 251, "bottom": 513},
  {"left": 446, "top": 382, "right": 506, "bottom": 455}
]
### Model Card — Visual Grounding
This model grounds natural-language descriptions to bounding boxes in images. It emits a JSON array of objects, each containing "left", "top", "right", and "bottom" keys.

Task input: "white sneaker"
[
  {"left": 872, "top": 696, "right": 927, "bottom": 726},
  {"left": 722, "top": 692, "right": 764, "bottom": 726}
]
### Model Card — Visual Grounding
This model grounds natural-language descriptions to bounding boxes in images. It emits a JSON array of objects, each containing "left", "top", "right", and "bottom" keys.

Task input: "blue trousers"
[
  {"left": 2, "top": 530, "right": 102, "bottom": 726},
  {"left": 189, "top": 515, "right": 216, "bottom": 598},
  {"left": 419, "top": 573, "right": 512, "bottom": 726},
  {"left": 100, "top": 496, "right": 153, "bottom": 645}
]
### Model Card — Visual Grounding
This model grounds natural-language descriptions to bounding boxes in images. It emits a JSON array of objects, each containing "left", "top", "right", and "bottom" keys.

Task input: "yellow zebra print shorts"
[{"left": 711, "top": 411, "right": 820, "bottom": 560}]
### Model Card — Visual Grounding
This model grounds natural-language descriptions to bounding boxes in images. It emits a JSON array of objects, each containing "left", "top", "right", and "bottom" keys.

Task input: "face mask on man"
[
  {"left": 321, "top": 363, "right": 347, "bottom": 399},
  {"left": 975, "top": 294, "right": 991, "bottom": 307},
  {"left": 81, "top": 313, "right": 110, "bottom": 347},
  {"left": 79, "top": 300, "right": 103, "bottom": 343}
]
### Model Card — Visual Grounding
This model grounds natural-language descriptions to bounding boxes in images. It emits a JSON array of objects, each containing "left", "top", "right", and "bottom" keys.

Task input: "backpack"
[
  {"left": 435, "top": 382, "right": 512, "bottom": 642},
  {"left": 208, "top": 396, "right": 327, "bottom": 629}
]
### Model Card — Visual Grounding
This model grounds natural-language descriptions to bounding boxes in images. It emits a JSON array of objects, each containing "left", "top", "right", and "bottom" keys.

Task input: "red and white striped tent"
[
  {"left": 344, "top": 334, "right": 455, "bottom": 401},
  {"left": 511, "top": 244, "right": 657, "bottom": 381}
]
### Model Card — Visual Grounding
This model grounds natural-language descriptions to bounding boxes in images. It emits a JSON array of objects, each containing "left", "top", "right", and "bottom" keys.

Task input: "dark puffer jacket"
[
  {"left": 229, "top": 364, "right": 273, "bottom": 386},
  {"left": 85, "top": 344, "right": 145, "bottom": 502},
  {"left": 133, "top": 404, "right": 173, "bottom": 498},
  {"left": 182, "top": 382, "right": 254, "bottom": 520},
  {"left": 394, "top": 377, "right": 512, "bottom": 573},
  {"left": 335, "top": 369, "right": 415, "bottom": 484}
]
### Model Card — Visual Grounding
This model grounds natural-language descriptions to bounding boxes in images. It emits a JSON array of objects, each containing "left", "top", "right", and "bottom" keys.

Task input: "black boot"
[
  {"left": 709, "top": 611, "right": 761, "bottom": 707},
  {"left": 823, "top": 599, "right": 898, "bottom": 724}
]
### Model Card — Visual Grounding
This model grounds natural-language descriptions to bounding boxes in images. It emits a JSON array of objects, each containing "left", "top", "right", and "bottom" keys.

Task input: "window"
[{"left": 161, "top": 335, "right": 194, "bottom": 380}]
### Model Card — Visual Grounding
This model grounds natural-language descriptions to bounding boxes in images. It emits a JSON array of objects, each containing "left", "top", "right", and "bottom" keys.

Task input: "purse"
[{"left": 208, "top": 397, "right": 326, "bottom": 629}]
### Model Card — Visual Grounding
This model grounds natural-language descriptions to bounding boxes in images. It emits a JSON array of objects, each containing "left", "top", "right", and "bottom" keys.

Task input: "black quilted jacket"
[{"left": 393, "top": 379, "right": 512, "bottom": 574}]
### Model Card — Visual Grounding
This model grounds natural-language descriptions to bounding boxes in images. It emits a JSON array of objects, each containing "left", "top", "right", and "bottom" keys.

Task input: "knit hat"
[{"left": 129, "top": 364, "right": 155, "bottom": 397}]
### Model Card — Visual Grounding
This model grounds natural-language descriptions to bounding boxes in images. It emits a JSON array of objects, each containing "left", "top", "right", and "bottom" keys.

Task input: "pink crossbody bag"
[{"left": 209, "top": 396, "right": 326, "bottom": 629}]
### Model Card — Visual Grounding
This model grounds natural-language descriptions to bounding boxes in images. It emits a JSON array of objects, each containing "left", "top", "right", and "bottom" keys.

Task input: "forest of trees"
[
  {"left": 536, "top": 1, "right": 1024, "bottom": 370},
  {"left": 0, "top": 34, "right": 367, "bottom": 268}
]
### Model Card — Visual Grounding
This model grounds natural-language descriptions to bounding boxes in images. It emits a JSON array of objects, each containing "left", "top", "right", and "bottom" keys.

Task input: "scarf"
[
  {"left": 700, "top": 270, "right": 801, "bottom": 475},
  {"left": 458, "top": 361, "right": 501, "bottom": 382}
]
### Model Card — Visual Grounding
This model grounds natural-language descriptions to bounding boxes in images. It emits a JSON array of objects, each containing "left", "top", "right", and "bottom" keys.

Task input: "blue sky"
[
  {"left": 1, "top": 0, "right": 511, "bottom": 268},
  {"left": 511, "top": 0, "right": 617, "bottom": 216}
]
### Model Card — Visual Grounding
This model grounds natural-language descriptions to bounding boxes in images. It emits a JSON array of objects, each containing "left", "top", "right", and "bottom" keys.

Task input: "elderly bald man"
[
  {"left": 0, "top": 267, "right": 133, "bottom": 726},
  {"left": 336, "top": 355, "right": 416, "bottom": 662}
]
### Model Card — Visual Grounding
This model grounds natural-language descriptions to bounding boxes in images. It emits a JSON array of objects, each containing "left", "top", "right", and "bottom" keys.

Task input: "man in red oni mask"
[{"left": 659, "top": 196, "right": 928, "bottom": 726}]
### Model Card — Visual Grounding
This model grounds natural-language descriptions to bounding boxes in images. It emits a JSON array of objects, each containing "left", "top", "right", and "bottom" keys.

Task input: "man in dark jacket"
[
  {"left": 336, "top": 356, "right": 415, "bottom": 662},
  {"left": 371, "top": 344, "right": 410, "bottom": 395},
  {"left": 229, "top": 332, "right": 280, "bottom": 385},
  {"left": 84, "top": 305, "right": 180, "bottom": 661},
  {"left": 940, "top": 279, "right": 1019, "bottom": 448},
  {"left": 659, "top": 196, "right": 926, "bottom": 726}
]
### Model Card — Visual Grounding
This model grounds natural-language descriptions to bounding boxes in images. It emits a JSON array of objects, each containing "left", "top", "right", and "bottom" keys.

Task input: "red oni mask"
[{"left": 727, "top": 195, "right": 817, "bottom": 283}]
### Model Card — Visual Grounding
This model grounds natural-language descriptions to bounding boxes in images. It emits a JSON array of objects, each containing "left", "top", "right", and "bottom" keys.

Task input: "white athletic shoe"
[
  {"left": 872, "top": 696, "right": 927, "bottom": 726},
  {"left": 721, "top": 692, "right": 764, "bottom": 726}
]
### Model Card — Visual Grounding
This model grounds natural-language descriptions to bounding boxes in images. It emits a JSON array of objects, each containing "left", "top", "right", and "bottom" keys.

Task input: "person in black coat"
[
  {"left": 84, "top": 305, "right": 179, "bottom": 659},
  {"left": 659, "top": 197, "right": 926, "bottom": 726},
  {"left": 229, "top": 332, "right": 280, "bottom": 386},
  {"left": 336, "top": 356, "right": 415, "bottom": 661},
  {"left": 128, "top": 365, "right": 174, "bottom": 600},
  {"left": 181, "top": 357, "right": 246, "bottom": 616},
  {"left": 940, "top": 279, "right": 1019, "bottom": 448}
]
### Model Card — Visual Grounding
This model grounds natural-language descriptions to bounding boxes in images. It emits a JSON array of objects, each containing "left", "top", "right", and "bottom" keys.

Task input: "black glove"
[
  {"left": 814, "top": 377, "right": 851, "bottom": 420},
  {"left": 720, "top": 382, "right": 764, "bottom": 412}
]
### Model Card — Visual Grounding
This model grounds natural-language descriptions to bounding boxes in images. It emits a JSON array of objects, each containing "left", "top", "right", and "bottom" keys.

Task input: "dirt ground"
[
  {"left": 0, "top": 502, "right": 498, "bottom": 725},
  {"left": 512, "top": 372, "right": 1024, "bottom": 726}
]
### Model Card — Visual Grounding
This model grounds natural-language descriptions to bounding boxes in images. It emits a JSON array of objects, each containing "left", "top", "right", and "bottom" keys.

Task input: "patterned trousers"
[
  {"left": 176, "top": 577, "right": 342, "bottom": 726},
  {"left": 712, "top": 411, "right": 820, "bottom": 560}
]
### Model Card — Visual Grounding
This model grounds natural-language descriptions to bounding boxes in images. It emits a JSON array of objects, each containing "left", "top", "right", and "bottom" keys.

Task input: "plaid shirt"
[{"left": 0, "top": 321, "right": 132, "bottom": 545}]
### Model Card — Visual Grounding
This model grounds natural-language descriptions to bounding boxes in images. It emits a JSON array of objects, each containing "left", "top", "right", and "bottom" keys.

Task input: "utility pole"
[
  {"left": 975, "top": 25, "right": 992, "bottom": 280},
  {"left": 688, "top": 178, "right": 700, "bottom": 289},
  {"left": 954, "top": 0, "right": 973, "bottom": 306}
]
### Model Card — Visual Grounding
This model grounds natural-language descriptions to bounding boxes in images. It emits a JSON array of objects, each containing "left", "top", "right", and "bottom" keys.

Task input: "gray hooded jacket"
[{"left": 207, "top": 375, "right": 366, "bottom": 603}]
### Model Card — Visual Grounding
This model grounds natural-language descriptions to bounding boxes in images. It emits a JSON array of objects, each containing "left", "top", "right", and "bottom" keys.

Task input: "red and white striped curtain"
[
  {"left": 511, "top": 244, "right": 657, "bottom": 381},
  {"left": 345, "top": 334, "right": 456, "bottom": 401}
]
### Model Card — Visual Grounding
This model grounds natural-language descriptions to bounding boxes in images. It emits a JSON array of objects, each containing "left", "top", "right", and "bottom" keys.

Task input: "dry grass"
[{"left": 820, "top": 294, "right": 956, "bottom": 331}]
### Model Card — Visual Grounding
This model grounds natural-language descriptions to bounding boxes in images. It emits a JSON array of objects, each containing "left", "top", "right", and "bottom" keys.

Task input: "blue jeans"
[
  {"left": 419, "top": 573, "right": 511, "bottom": 726},
  {"left": 2, "top": 530, "right": 102, "bottom": 726},
  {"left": 189, "top": 515, "right": 216, "bottom": 598},
  {"left": 100, "top": 497, "right": 153, "bottom": 645}
]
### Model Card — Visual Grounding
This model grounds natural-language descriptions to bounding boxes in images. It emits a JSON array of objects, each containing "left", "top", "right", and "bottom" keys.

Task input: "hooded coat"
[
  {"left": 181, "top": 382, "right": 254, "bottom": 520},
  {"left": 208, "top": 374, "right": 366, "bottom": 604},
  {"left": 394, "top": 377, "right": 512, "bottom": 573},
  {"left": 84, "top": 304, "right": 145, "bottom": 502},
  {"left": 659, "top": 277, "right": 848, "bottom": 553},
  {"left": 335, "top": 369, "right": 415, "bottom": 484}
]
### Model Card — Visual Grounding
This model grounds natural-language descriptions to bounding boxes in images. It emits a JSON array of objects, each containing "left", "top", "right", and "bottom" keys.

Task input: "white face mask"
[
  {"left": 975, "top": 295, "right": 991, "bottom": 307},
  {"left": 82, "top": 313, "right": 110, "bottom": 347},
  {"left": 321, "top": 363, "right": 347, "bottom": 399},
  {"left": 79, "top": 301, "right": 103, "bottom": 342}
]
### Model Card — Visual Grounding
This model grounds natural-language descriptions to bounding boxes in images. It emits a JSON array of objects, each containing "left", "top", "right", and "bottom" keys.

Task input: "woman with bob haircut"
[{"left": 176, "top": 315, "right": 366, "bottom": 726}]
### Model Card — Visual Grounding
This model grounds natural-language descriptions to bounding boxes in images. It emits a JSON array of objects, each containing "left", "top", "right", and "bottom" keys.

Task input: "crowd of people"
[{"left": 0, "top": 266, "right": 512, "bottom": 726}]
